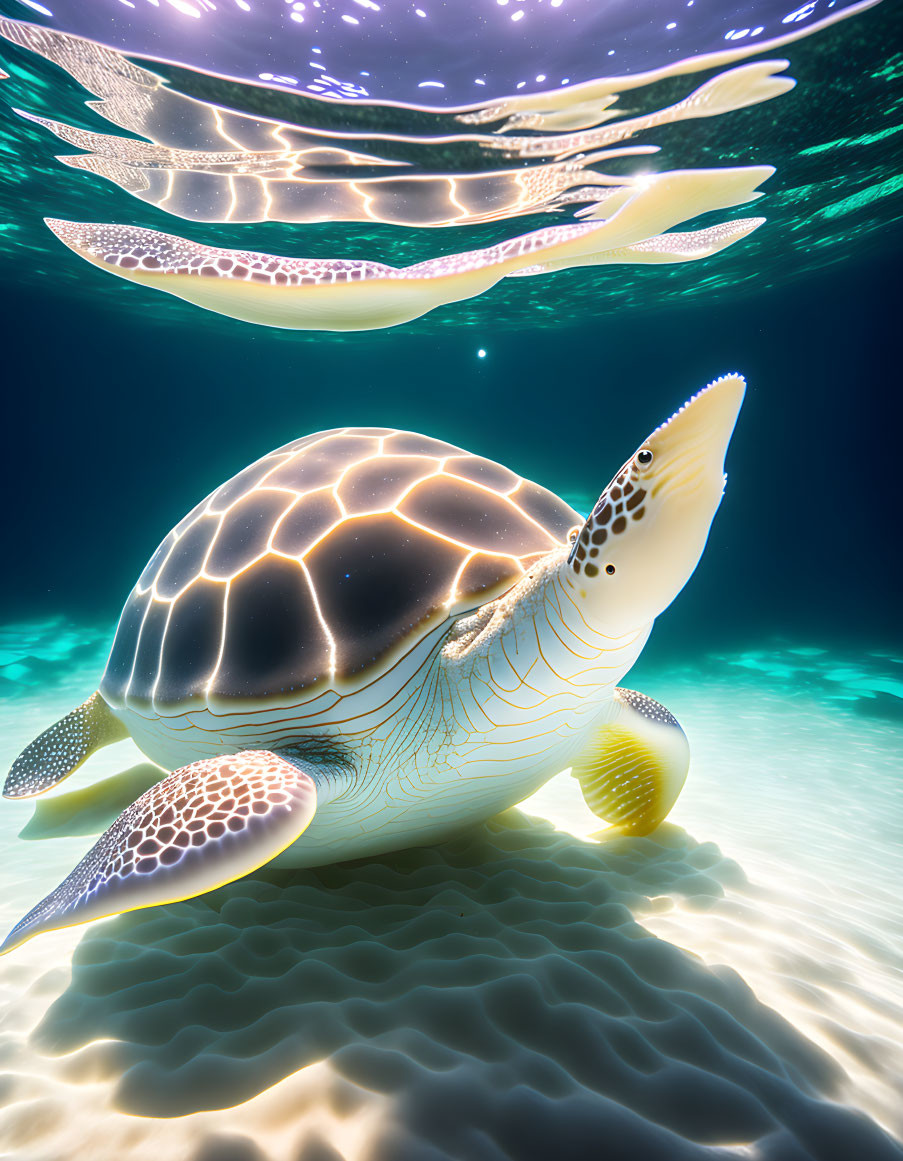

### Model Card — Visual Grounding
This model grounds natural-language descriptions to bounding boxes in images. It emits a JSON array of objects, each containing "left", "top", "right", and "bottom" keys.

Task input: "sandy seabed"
[{"left": 0, "top": 623, "right": 901, "bottom": 1161}]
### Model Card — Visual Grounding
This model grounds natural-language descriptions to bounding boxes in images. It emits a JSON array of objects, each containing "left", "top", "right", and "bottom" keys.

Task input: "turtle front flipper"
[
  {"left": 3, "top": 692, "right": 128, "bottom": 799},
  {"left": 0, "top": 750, "right": 325, "bottom": 954},
  {"left": 571, "top": 689, "right": 690, "bottom": 836}
]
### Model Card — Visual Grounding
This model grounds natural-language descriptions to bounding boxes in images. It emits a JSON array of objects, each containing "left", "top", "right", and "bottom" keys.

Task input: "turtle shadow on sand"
[{"left": 29, "top": 810, "right": 903, "bottom": 1161}]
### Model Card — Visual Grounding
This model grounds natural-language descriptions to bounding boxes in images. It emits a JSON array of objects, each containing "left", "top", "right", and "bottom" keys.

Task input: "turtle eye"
[
  {"left": 605, "top": 564, "right": 616, "bottom": 575},
  {"left": 636, "top": 449, "right": 653, "bottom": 468}
]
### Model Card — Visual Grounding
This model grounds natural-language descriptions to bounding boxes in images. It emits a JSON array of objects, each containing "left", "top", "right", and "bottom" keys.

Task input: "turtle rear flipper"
[
  {"left": 571, "top": 688, "right": 690, "bottom": 836},
  {"left": 3, "top": 692, "right": 128, "bottom": 799},
  {"left": 0, "top": 749, "right": 327, "bottom": 954}
]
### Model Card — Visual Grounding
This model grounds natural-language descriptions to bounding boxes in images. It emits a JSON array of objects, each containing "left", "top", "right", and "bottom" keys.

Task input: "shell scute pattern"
[
  {"left": 445, "top": 455, "right": 521, "bottom": 493},
  {"left": 103, "top": 587, "right": 150, "bottom": 691},
  {"left": 130, "top": 600, "right": 170, "bottom": 695},
  {"left": 270, "top": 491, "right": 344, "bottom": 557},
  {"left": 220, "top": 558, "right": 330, "bottom": 696},
  {"left": 336, "top": 457, "right": 438, "bottom": 511},
  {"left": 136, "top": 531, "right": 177, "bottom": 593},
  {"left": 381, "top": 432, "right": 462, "bottom": 458},
  {"left": 304, "top": 512, "right": 462, "bottom": 678},
  {"left": 398, "top": 476, "right": 551, "bottom": 556},
  {"left": 455, "top": 555, "right": 520, "bottom": 599},
  {"left": 101, "top": 429, "right": 580, "bottom": 712},
  {"left": 513, "top": 480, "right": 580, "bottom": 532},
  {"left": 156, "top": 579, "right": 225, "bottom": 701},
  {"left": 264, "top": 433, "right": 383, "bottom": 495},
  {"left": 204, "top": 490, "right": 295, "bottom": 580},
  {"left": 206, "top": 453, "right": 291, "bottom": 515},
  {"left": 154, "top": 515, "right": 220, "bottom": 599}
]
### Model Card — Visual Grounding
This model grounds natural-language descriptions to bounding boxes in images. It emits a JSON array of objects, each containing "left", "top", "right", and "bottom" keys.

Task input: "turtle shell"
[{"left": 101, "top": 428, "right": 580, "bottom": 711}]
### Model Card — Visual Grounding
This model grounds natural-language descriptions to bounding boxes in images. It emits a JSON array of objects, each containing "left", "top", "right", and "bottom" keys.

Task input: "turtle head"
[{"left": 567, "top": 374, "right": 745, "bottom": 635}]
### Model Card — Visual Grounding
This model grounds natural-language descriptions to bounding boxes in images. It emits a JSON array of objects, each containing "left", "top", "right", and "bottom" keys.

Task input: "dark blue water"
[
  {"left": 2, "top": 242, "right": 899, "bottom": 665},
  {"left": 0, "top": 0, "right": 899, "bottom": 672}
]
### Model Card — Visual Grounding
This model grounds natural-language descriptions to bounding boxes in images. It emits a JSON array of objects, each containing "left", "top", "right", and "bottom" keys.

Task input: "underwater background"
[
  {"left": 0, "top": 0, "right": 902, "bottom": 1158},
  {"left": 0, "top": 0, "right": 900, "bottom": 663}
]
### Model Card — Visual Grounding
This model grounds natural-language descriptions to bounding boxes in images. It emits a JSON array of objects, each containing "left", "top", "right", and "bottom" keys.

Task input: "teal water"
[
  {"left": 0, "top": 2, "right": 902, "bottom": 1159},
  {"left": 0, "top": 2, "right": 900, "bottom": 650}
]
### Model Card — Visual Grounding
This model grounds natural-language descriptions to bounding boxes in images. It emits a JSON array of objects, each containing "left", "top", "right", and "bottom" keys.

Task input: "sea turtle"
[{"left": 1, "top": 374, "right": 744, "bottom": 954}]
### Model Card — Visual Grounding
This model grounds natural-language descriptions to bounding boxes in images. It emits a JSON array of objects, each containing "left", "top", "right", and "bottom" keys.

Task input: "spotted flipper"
[
  {"left": 3, "top": 692, "right": 128, "bottom": 799},
  {"left": 0, "top": 750, "right": 322, "bottom": 954},
  {"left": 571, "top": 689, "right": 690, "bottom": 836}
]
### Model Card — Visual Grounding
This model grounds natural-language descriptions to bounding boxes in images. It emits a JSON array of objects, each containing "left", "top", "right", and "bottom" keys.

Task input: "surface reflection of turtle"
[{"left": 1, "top": 375, "right": 744, "bottom": 954}]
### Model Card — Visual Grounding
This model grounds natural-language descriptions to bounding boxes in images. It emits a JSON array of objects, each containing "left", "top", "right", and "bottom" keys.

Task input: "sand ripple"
[
  {"left": 0, "top": 635, "right": 901, "bottom": 1160},
  {"left": 0, "top": 814, "right": 896, "bottom": 1161}
]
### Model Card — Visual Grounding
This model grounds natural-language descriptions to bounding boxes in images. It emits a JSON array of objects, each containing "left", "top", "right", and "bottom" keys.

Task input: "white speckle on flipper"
[
  {"left": 4, "top": 693, "right": 127, "bottom": 799},
  {"left": 1, "top": 750, "right": 322, "bottom": 954},
  {"left": 43, "top": 218, "right": 396, "bottom": 288}
]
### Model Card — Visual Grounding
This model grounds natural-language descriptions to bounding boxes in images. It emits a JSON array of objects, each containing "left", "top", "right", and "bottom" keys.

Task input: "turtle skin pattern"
[
  {"left": 101, "top": 428, "right": 579, "bottom": 711},
  {"left": 1, "top": 751, "right": 319, "bottom": 953}
]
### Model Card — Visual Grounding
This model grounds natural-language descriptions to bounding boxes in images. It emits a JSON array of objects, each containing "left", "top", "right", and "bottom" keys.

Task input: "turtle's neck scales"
[{"left": 437, "top": 551, "right": 650, "bottom": 784}]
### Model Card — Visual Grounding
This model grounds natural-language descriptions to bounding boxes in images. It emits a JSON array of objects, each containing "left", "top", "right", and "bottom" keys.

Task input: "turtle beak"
[
  {"left": 568, "top": 374, "right": 745, "bottom": 634},
  {"left": 645, "top": 373, "right": 745, "bottom": 503}
]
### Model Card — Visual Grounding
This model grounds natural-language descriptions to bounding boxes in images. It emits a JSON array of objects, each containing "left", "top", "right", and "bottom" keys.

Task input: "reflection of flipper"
[
  {"left": 3, "top": 692, "right": 128, "bottom": 799},
  {"left": 507, "top": 217, "right": 764, "bottom": 277},
  {"left": 492, "top": 60, "right": 796, "bottom": 154},
  {"left": 0, "top": 750, "right": 320, "bottom": 954},
  {"left": 15, "top": 107, "right": 641, "bottom": 228},
  {"left": 43, "top": 165, "right": 772, "bottom": 331},
  {"left": 571, "top": 689, "right": 690, "bottom": 836}
]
